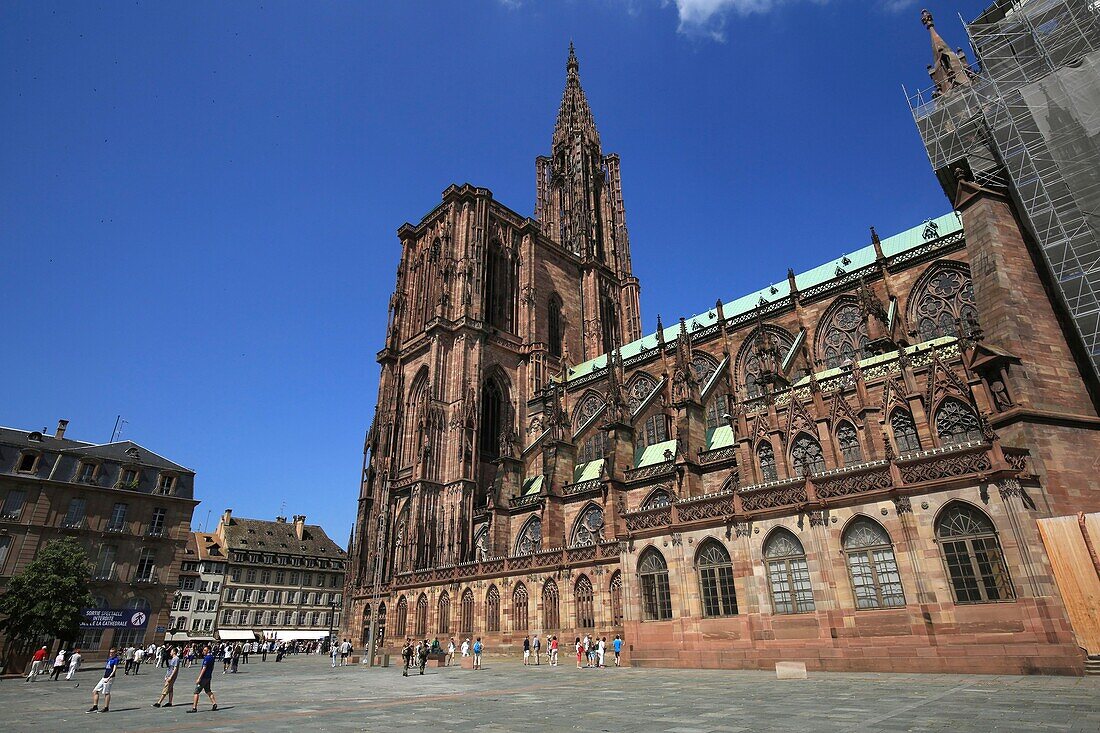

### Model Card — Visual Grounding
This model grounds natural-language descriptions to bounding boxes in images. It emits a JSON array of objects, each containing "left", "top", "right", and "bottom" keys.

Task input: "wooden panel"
[{"left": 1037, "top": 514, "right": 1100, "bottom": 654}]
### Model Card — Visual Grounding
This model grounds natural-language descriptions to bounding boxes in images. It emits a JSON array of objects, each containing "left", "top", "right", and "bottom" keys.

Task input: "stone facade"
[
  {"left": 343, "top": 40, "right": 1100, "bottom": 675},
  {"left": 166, "top": 531, "right": 227, "bottom": 644}
]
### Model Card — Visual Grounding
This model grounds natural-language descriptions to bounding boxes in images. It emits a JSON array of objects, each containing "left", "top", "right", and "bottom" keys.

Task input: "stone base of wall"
[{"left": 625, "top": 597, "right": 1084, "bottom": 676}]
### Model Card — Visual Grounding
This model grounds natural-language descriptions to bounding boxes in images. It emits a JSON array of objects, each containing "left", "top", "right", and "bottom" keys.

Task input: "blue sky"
[{"left": 0, "top": 0, "right": 989, "bottom": 542}]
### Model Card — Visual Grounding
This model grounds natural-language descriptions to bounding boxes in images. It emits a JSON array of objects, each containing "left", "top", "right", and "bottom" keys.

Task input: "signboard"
[
  {"left": 155, "top": 626, "right": 167, "bottom": 633},
  {"left": 80, "top": 609, "right": 150, "bottom": 629}
]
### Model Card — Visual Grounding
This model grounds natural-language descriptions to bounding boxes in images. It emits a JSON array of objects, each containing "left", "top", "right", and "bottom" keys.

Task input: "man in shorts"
[
  {"left": 613, "top": 635, "right": 623, "bottom": 666},
  {"left": 188, "top": 645, "right": 218, "bottom": 713},
  {"left": 86, "top": 647, "right": 120, "bottom": 713},
  {"left": 153, "top": 647, "right": 180, "bottom": 708}
]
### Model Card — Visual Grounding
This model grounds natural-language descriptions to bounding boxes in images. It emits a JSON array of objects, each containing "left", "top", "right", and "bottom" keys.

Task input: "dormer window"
[
  {"left": 78, "top": 462, "right": 98, "bottom": 483},
  {"left": 17, "top": 452, "right": 39, "bottom": 474},
  {"left": 155, "top": 473, "right": 175, "bottom": 495},
  {"left": 119, "top": 468, "right": 139, "bottom": 489}
]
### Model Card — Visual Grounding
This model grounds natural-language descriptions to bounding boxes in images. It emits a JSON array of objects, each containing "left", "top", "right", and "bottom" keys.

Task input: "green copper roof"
[
  {"left": 566, "top": 212, "right": 962, "bottom": 382},
  {"left": 706, "top": 424, "right": 735, "bottom": 451},
  {"left": 572, "top": 459, "right": 604, "bottom": 483},
  {"left": 521, "top": 474, "right": 544, "bottom": 496},
  {"left": 635, "top": 439, "right": 677, "bottom": 468}
]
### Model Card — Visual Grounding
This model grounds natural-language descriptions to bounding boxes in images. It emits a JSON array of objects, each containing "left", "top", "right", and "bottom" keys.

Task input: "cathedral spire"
[
  {"left": 553, "top": 43, "right": 600, "bottom": 149},
  {"left": 921, "top": 9, "right": 973, "bottom": 97}
]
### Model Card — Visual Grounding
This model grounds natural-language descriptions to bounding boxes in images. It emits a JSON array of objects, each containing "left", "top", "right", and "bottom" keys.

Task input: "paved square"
[{"left": 3, "top": 656, "right": 1099, "bottom": 732}]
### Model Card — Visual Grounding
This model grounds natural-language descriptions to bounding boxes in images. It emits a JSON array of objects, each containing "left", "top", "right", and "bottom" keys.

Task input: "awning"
[
  {"left": 217, "top": 629, "right": 258, "bottom": 641},
  {"left": 274, "top": 630, "right": 332, "bottom": 641}
]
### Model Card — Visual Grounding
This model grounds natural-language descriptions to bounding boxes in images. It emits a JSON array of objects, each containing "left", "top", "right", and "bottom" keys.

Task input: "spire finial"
[
  {"left": 921, "top": 9, "right": 934, "bottom": 29},
  {"left": 567, "top": 42, "right": 578, "bottom": 74}
]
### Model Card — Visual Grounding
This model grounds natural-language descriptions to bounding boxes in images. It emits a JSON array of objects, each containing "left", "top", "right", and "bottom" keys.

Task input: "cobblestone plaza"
[{"left": 4, "top": 656, "right": 1098, "bottom": 732}]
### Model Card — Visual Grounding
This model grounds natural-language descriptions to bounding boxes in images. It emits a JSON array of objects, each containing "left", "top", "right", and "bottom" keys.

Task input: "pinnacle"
[{"left": 553, "top": 42, "right": 600, "bottom": 149}]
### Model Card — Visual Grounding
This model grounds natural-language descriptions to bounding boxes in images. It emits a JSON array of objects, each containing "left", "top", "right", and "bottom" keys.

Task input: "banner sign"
[{"left": 80, "top": 609, "right": 150, "bottom": 629}]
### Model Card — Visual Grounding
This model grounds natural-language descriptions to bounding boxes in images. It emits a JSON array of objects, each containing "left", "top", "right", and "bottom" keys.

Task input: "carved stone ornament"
[{"left": 893, "top": 496, "right": 913, "bottom": 515}]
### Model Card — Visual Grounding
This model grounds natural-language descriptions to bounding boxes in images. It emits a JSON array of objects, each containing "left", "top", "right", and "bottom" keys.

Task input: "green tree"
[{"left": 0, "top": 538, "right": 94, "bottom": 645}]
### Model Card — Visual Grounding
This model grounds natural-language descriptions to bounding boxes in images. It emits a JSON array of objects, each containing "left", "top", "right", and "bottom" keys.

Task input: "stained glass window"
[
  {"left": 628, "top": 374, "right": 659, "bottom": 411},
  {"left": 578, "top": 431, "right": 607, "bottom": 464},
  {"left": 571, "top": 505, "right": 605, "bottom": 546},
  {"left": 706, "top": 393, "right": 730, "bottom": 431},
  {"left": 486, "top": 585, "right": 500, "bottom": 632},
  {"left": 575, "top": 575, "right": 595, "bottom": 628},
  {"left": 935, "top": 398, "right": 983, "bottom": 445},
  {"left": 936, "top": 503, "right": 1014, "bottom": 603},
  {"left": 843, "top": 518, "right": 905, "bottom": 609},
  {"left": 837, "top": 422, "right": 863, "bottom": 465},
  {"left": 641, "top": 489, "right": 672, "bottom": 510},
  {"left": 639, "top": 549, "right": 673, "bottom": 621},
  {"left": 696, "top": 540, "right": 737, "bottom": 617},
  {"left": 741, "top": 329, "right": 795, "bottom": 399},
  {"left": 639, "top": 413, "right": 669, "bottom": 449},
  {"left": 911, "top": 266, "right": 978, "bottom": 340},
  {"left": 819, "top": 301, "right": 870, "bottom": 369},
  {"left": 415, "top": 594, "right": 428, "bottom": 636},
  {"left": 609, "top": 572, "right": 623, "bottom": 626},
  {"left": 891, "top": 410, "right": 922, "bottom": 453},
  {"left": 395, "top": 596, "right": 408, "bottom": 638},
  {"left": 791, "top": 433, "right": 826, "bottom": 475},
  {"left": 512, "top": 583, "right": 529, "bottom": 631},
  {"left": 543, "top": 579, "right": 560, "bottom": 630},
  {"left": 763, "top": 530, "right": 815, "bottom": 614},
  {"left": 437, "top": 592, "right": 450, "bottom": 634},
  {"left": 758, "top": 441, "right": 778, "bottom": 482},
  {"left": 514, "top": 516, "right": 542, "bottom": 556}
]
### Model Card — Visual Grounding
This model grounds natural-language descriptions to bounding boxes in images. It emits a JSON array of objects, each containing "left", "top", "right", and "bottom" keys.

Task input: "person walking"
[
  {"left": 153, "top": 647, "right": 180, "bottom": 708},
  {"left": 472, "top": 637, "right": 483, "bottom": 670},
  {"left": 446, "top": 638, "right": 455, "bottom": 667},
  {"left": 66, "top": 648, "right": 83, "bottom": 681},
  {"left": 575, "top": 637, "right": 583, "bottom": 669},
  {"left": 460, "top": 638, "right": 470, "bottom": 659},
  {"left": 50, "top": 648, "right": 67, "bottom": 680},
  {"left": 522, "top": 635, "right": 530, "bottom": 666},
  {"left": 533, "top": 635, "right": 541, "bottom": 666},
  {"left": 188, "top": 645, "right": 218, "bottom": 713},
  {"left": 401, "top": 638, "right": 413, "bottom": 677},
  {"left": 132, "top": 646, "right": 144, "bottom": 675},
  {"left": 613, "top": 635, "right": 623, "bottom": 666},
  {"left": 330, "top": 640, "right": 339, "bottom": 668},
  {"left": 340, "top": 638, "right": 352, "bottom": 666},
  {"left": 25, "top": 646, "right": 49, "bottom": 681},
  {"left": 222, "top": 644, "right": 232, "bottom": 673},
  {"left": 123, "top": 646, "right": 135, "bottom": 675},
  {"left": 86, "top": 647, "right": 120, "bottom": 713},
  {"left": 597, "top": 637, "right": 606, "bottom": 668},
  {"left": 230, "top": 643, "right": 240, "bottom": 674},
  {"left": 550, "top": 636, "right": 558, "bottom": 666},
  {"left": 418, "top": 639, "right": 429, "bottom": 675}
]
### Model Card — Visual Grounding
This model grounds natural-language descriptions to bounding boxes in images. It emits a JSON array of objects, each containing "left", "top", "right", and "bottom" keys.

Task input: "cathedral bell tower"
[{"left": 536, "top": 44, "right": 642, "bottom": 359}]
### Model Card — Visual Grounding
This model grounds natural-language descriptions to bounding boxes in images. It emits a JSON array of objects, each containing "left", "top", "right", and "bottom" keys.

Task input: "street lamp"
[{"left": 327, "top": 599, "right": 339, "bottom": 653}]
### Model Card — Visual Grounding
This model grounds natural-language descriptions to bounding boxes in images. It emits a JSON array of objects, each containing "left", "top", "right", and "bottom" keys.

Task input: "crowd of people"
[{"left": 394, "top": 632, "right": 624, "bottom": 675}]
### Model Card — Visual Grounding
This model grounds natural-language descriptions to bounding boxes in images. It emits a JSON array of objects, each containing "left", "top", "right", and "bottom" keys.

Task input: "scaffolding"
[{"left": 908, "top": 0, "right": 1100, "bottom": 371}]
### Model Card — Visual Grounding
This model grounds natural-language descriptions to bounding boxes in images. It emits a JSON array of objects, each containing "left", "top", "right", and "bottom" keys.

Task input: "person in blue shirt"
[
  {"left": 86, "top": 647, "right": 120, "bottom": 713},
  {"left": 613, "top": 635, "right": 623, "bottom": 667},
  {"left": 188, "top": 645, "right": 218, "bottom": 713}
]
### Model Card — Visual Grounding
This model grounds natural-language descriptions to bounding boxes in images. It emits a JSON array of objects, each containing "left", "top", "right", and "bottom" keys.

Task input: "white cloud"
[{"left": 669, "top": 0, "right": 786, "bottom": 40}]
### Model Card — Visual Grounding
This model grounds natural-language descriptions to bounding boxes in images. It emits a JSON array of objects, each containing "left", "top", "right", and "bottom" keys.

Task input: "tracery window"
[
  {"left": 936, "top": 503, "right": 1014, "bottom": 603},
  {"left": 890, "top": 410, "right": 922, "bottom": 453},
  {"left": 437, "top": 592, "right": 450, "bottom": 634},
  {"left": 638, "top": 548, "right": 673, "bottom": 621},
  {"left": 740, "top": 328, "right": 795, "bottom": 399},
  {"left": 609, "top": 571, "right": 623, "bottom": 626},
  {"left": 395, "top": 596, "right": 408, "bottom": 638},
  {"left": 627, "top": 374, "right": 659, "bottom": 412},
  {"left": 575, "top": 393, "right": 604, "bottom": 427},
  {"left": 911, "top": 265, "right": 978, "bottom": 340},
  {"left": 691, "top": 353, "right": 719, "bottom": 384},
  {"left": 512, "top": 583, "right": 529, "bottom": 631},
  {"left": 819, "top": 301, "right": 870, "bottom": 370},
  {"left": 758, "top": 441, "right": 778, "bottom": 482},
  {"left": 843, "top": 518, "right": 905, "bottom": 609},
  {"left": 763, "top": 529, "right": 815, "bottom": 614},
  {"left": 696, "top": 540, "right": 737, "bottom": 617},
  {"left": 542, "top": 579, "right": 560, "bottom": 630},
  {"left": 548, "top": 294, "right": 564, "bottom": 359},
  {"left": 571, "top": 505, "right": 605, "bottom": 546},
  {"left": 934, "top": 398, "right": 983, "bottom": 446},
  {"left": 479, "top": 377, "right": 505, "bottom": 460},
  {"left": 514, "top": 516, "right": 542, "bottom": 556},
  {"left": 486, "top": 585, "right": 500, "bottom": 632},
  {"left": 484, "top": 239, "right": 515, "bottom": 332},
  {"left": 473, "top": 525, "right": 490, "bottom": 561},
  {"left": 641, "top": 488, "right": 672, "bottom": 510},
  {"left": 790, "top": 433, "right": 826, "bottom": 475},
  {"left": 706, "top": 393, "right": 730, "bottom": 432},
  {"left": 638, "top": 413, "right": 669, "bottom": 450},
  {"left": 415, "top": 594, "right": 428, "bottom": 637},
  {"left": 575, "top": 575, "right": 595, "bottom": 628},
  {"left": 837, "top": 422, "right": 863, "bottom": 465},
  {"left": 578, "top": 431, "right": 606, "bottom": 464},
  {"left": 376, "top": 602, "right": 387, "bottom": 648}
]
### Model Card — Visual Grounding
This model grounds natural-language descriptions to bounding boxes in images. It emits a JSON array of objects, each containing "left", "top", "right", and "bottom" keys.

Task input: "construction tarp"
[
  {"left": 217, "top": 629, "right": 258, "bottom": 641},
  {"left": 274, "top": 630, "right": 331, "bottom": 641}
]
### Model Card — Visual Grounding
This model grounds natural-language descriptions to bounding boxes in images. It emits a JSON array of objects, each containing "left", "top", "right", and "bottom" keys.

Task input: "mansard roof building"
[{"left": 344, "top": 30, "right": 1100, "bottom": 675}]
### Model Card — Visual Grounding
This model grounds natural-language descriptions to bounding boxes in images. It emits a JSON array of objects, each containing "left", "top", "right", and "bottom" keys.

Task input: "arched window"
[
  {"left": 578, "top": 431, "right": 607, "bottom": 464},
  {"left": 691, "top": 353, "right": 719, "bottom": 384},
  {"left": 763, "top": 529, "right": 815, "bottom": 614},
  {"left": 638, "top": 413, "right": 669, "bottom": 449},
  {"left": 437, "top": 592, "right": 450, "bottom": 634},
  {"left": 395, "top": 596, "right": 408, "bottom": 638},
  {"left": 114, "top": 597, "right": 152, "bottom": 648},
  {"left": 696, "top": 540, "right": 737, "bottom": 617},
  {"left": 484, "top": 239, "right": 515, "bottom": 331},
  {"left": 575, "top": 575, "right": 595, "bottom": 628},
  {"left": 739, "top": 327, "right": 795, "bottom": 399},
  {"left": 836, "top": 422, "right": 863, "bottom": 465},
  {"left": 402, "top": 369, "right": 429, "bottom": 466},
  {"left": 628, "top": 374, "right": 659, "bottom": 412},
  {"left": 514, "top": 516, "right": 542, "bottom": 556},
  {"left": 818, "top": 299, "right": 870, "bottom": 370},
  {"left": 473, "top": 525, "right": 490, "bottom": 561},
  {"left": 935, "top": 398, "right": 983, "bottom": 445},
  {"left": 910, "top": 264, "right": 978, "bottom": 340},
  {"left": 790, "top": 432, "right": 826, "bottom": 476},
  {"left": 485, "top": 585, "right": 500, "bottom": 632},
  {"left": 460, "top": 589, "right": 474, "bottom": 634},
  {"left": 361, "top": 606, "right": 372, "bottom": 647},
  {"left": 415, "top": 594, "right": 428, "bottom": 637},
  {"left": 842, "top": 518, "right": 905, "bottom": 609},
  {"left": 706, "top": 393, "right": 730, "bottom": 431},
  {"left": 548, "top": 294, "right": 564, "bottom": 359},
  {"left": 638, "top": 548, "right": 673, "bottom": 621},
  {"left": 479, "top": 377, "right": 505, "bottom": 460},
  {"left": 512, "top": 583, "right": 529, "bottom": 631},
  {"left": 609, "top": 571, "right": 623, "bottom": 626},
  {"left": 890, "top": 410, "right": 922, "bottom": 453},
  {"left": 575, "top": 393, "right": 604, "bottom": 428},
  {"left": 936, "top": 503, "right": 1014, "bottom": 603},
  {"left": 758, "top": 441, "right": 778, "bottom": 482},
  {"left": 376, "top": 602, "right": 387, "bottom": 648},
  {"left": 542, "top": 579, "right": 560, "bottom": 630},
  {"left": 641, "top": 488, "right": 673, "bottom": 509},
  {"left": 570, "top": 505, "right": 605, "bottom": 546}
]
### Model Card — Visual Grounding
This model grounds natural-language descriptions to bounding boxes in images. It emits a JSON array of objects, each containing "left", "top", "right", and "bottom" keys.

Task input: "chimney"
[
  {"left": 222, "top": 509, "right": 233, "bottom": 528},
  {"left": 293, "top": 515, "right": 305, "bottom": 541},
  {"left": 55, "top": 419, "right": 69, "bottom": 439}
]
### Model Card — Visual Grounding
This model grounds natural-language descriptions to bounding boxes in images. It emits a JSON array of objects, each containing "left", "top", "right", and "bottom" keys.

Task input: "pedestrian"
[
  {"left": 582, "top": 635, "right": 590, "bottom": 667},
  {"left": 522, "top": 635, "right": 530, "bottom": 666},
  {"left": 123, "top": 645, "right": 135, "bottom": 675},
  {"left": 550, "top": 635, "right": 559, "bottom": 666},
  {"left": 230, "top": 643, "right": 240, "bottom": 673},
  {"left": 446, "top": 638, "right": 455, "bottom": 667},
  {"left": 50, "top": 648, "right": 67, "bottom": 680},
  {"left": 188, "top": 645, "right": 218, "bottom": 713},
  {"left": 472, "top": 637, "right": 483, "bottom": 670},
  {"left": 261, "top": 641, "right": 268, "bottom": 662},
  {"left": 133, "top": 646, "right": 144, "bottom": 675},
  {"left": 575, "top": 637, "right": 583, "bottom": 669},
  {"left": 533, "top": 635, "right": 541, "bottom": 665},
  {"left": 401, "top": 638, "right": 413, "bottom": 677},
  {"left": 86, "top": 647, "right": 120, "bottom": 713},
  {"left": 331, "top": 639, "right": 339, "bottom": 668},
  {"left": 418, "top": 639, "right": 429, "bottom": 675},
  {"left": 460, "top": 638, "right": 470, "bottom": 658},
  {"left": 222, "top": 644, "right": 232, "bottom": 673},
  {"left": 153, "top": 647, "right": 180, "bottom": 708},
  {"left": 340, "top": 638, "right": 352, "bottom": 666},
  {"left": 26, "top": 646, "right": 48, "bottom": 682},
  {"left": 613, "top": 635, "right": 622, "bottom": 667},
  {"left": 66, "top": 647, "right": 83, "bottom": 681},
  {"left": 597, "top": 637, "right": 606, "bottom": 668}
]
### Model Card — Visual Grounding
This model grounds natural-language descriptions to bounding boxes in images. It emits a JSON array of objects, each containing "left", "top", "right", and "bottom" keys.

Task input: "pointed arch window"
[
  {"left": 628, "top": 374, "right": 658, "bottom": 412},
  {"left": 843, "top": 518, "right": 905, "bottom": 609},
  {"left": 437, "top": 592, "right": 450, "bottom": 634},
  {"left": 740, "top": 328, "right": 795, "bottom": 400},
  {"left": 376, "top": 602, "right": 387, "bottom": 648},
  {"left": 935, "top": 398, "right": 983, "bottom": 446},
  {"left": 819, "top": 301, "right": 870, "bottom": 370},
  {"left": 514, "top": 516, "right": 542, "bottom": 556},
  {"left": 609, "top": 571, "right": 623, "bottom": 626},
  {"left": 548, "top": 294, "right": 564, "bottom": 359},
  {"left": 486, "top": 585, "right": 500, "bottom": 632},
  {"left": 542, "top": 579, "right": 560, "bottom": 630},
  {"left": 484, "top": 239, "right": 515, "bottom": 332},
  {"left": 415, "top": 594, "right": 428, "bottom": 637},
  {"left": 791, "top": 433, "right": 826, "bottom": 476},
  {"left": 696, "top": 540, "right": 737, "bottom": 617},
  {"left": 936, "top": 503, "right": 1014, "bottom": 603},
  {"left": 575, "top": 393, "right": 604, "bottom": 427},
  {"left": 571, "top": 505, "right": 605, "bottom": 547},
  {"left": 479, "top": 377, "right": 505, "bottom": 460},
  {"left": 575, "top": 575, "right": 595, "bottom": 628},
  {"left": 763, "top": 529, "right": 815, "bottom": 614},
  {"left": 890, "top": 410, "right": 922, "bottom": 453},
  {"left": 639, "top": 413, "right": 669, "bottom": 450},
  {"left": 757, "top": 441, "right": 778, "bottom": 482},
  {"left": 638, "top": 548, "right": 673, "bottom": 621},
  {"left": 911, "top": 265, "right": 978, "bottom": 340},
  {"left": 395, "top": 596, "right": 408, "bottom": 638},
  {"left": 836, "top": 422, "right": 863, "bottom": 465},
  {"left": 578, "top": 431, "right": 606, "bottom": 464},
  {"left": 473, "top": 525, "right": 490, "bottom": 561},
  {"left": 512, "top": 583, "right": 529, "bottom": 631},
  {"left": 705, "top": 393, "right": 730, "bottom": 431},
  {"left": 641, "top": 488, "right": 672, "bottom": 510}
]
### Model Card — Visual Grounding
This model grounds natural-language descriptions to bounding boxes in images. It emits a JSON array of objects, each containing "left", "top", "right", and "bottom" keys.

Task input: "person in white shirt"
[
  {"left": 50, "top": 649, "right": 67, "bottom": 680},
  {"left": 597, "top": 637, "right": 606, "bottom": 668},
  {"left": 66, "top": 648, "right": 83, "bottom": 680},
  {"left": 461, "top": 638, "right": 470, "bottom": 658},
  {"left": 340, "top": 639, "right": 352, "bottom": 666},
  {"left": 330, "top": 640, "right": 339, "bottom": 668}
]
